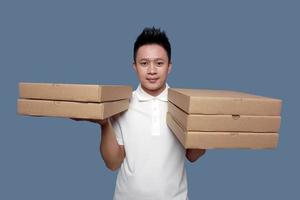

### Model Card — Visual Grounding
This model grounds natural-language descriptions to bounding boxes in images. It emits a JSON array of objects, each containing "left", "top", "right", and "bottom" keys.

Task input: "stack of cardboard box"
[
  {"left": 18, "top": 82, "right": 132, "bottom": 120},
  {"left": 167, "top": 88, "right": 282, "bottom": 149}
]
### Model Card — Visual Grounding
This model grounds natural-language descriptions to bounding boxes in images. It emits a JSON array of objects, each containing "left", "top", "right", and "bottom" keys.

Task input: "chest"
[{"left": 120, "top": 99, "right": 176, "bottom": 146}]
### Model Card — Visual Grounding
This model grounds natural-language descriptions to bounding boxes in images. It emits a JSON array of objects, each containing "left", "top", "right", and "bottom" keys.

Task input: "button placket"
[{"left": 151, "top": 99, "right": 160, "bottom": 136}]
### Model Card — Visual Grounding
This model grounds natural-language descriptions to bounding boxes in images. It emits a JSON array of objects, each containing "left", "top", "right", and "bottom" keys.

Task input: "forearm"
[{"left": 100, "top": 120, "right": 125, "bottom": 171}]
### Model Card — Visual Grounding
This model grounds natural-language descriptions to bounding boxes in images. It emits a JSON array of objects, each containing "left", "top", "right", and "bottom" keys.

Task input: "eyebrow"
[{"left": 138, "top": 58, "right": 165, "bottom": 61}]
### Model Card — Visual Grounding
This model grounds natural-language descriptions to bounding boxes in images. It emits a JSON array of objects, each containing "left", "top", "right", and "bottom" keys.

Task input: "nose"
[{"left": 147, "top": 62, "right": 157, "bottom": 74}]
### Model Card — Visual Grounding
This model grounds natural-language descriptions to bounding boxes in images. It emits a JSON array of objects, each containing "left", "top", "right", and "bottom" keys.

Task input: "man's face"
[{"left": 133, "top": 44, "right": 172, "bottom": 96}]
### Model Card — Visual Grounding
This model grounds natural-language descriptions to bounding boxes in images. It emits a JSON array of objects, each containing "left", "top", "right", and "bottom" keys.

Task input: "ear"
[
  {"left": 133, "top": 62, "right": 137, "bottom": 72},
  {"left": 167, "top": 62, "right": 172, "bottom": 74}
]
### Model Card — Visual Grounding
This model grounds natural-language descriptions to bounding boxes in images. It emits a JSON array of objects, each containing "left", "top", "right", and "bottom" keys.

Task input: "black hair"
[{"left": 133, "top": 27, "right": 171, "bottom": 63}]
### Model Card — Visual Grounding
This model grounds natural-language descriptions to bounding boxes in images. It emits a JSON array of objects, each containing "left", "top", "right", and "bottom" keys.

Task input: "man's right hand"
[
  {"left": 71, "top": 116, "right": 124, "bottom": 171},
  {"left": 70, "top": 118, "right": 109, "bottom": 126}
]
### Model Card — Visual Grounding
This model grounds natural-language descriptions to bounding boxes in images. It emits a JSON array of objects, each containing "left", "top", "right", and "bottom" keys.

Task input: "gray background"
[{"left": 1, "top": 0, "right": 299, "bottom": 199}]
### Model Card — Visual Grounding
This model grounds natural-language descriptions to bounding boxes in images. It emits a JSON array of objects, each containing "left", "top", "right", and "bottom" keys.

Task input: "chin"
[{"left": 144, "top": 82, "right": 164, "bottom": 91}]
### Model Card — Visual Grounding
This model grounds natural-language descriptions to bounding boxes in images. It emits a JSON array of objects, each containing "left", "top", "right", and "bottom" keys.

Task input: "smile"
[{"left": 147, "top": 78, "right": 159, "bottom": 83}]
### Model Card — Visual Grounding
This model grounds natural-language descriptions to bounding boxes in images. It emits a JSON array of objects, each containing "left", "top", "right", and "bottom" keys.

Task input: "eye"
[
  {"left": 140, "top": 61, "right": 148, "bottom": 66},
  {"left": 156, "top": 61, "right": 164, "bottom": 66}
]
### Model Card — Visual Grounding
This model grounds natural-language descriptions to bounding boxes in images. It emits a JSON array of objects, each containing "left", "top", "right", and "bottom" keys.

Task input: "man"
[{"left": 96, "top": 27, "right": 205, "bottom": 199}]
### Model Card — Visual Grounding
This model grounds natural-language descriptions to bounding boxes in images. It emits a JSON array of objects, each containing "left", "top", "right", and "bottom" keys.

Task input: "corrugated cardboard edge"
[
  {"left": 189, "top": 96, "right": 282, "bottom": 116},
  {"left": 100, "top": 86, "right": 132, "bottom": 102},
  {"left": 168, "top": 88, "right": 282, "bottom": 116},
  {"left": 168, "top": 101, "right": 281, "bottom": 132},
  {"left": 168, "top": 88, "right": 191, "bottom": 114},
  {"left": 19, "top": 82, "right": 132, "bottom": 102},
  {"left": 168, "top": 101, "right": 189, "bottom": 128},
  {"left": 185, "top": 132, "right": 279, "bottom": 149},
  {"left": 166, "top": 112, "right": 187, "bottom": 148},
  {"left": 17, "top": 99, "right": 129, "bottom": 120},
  {"left": 167, "top": 112, "right": 279, "bottom": 149},
  {"left": 101, "top": 99, "right": 129, "bottom": 119},
  {"left": 17, "top": 99, "right": 102, "bottom": 119},
  {"left": 19, "top": 82, "right": 98, "bottom": 102}
]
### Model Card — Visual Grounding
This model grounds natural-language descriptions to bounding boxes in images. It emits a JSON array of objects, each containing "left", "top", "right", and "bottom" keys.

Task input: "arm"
[
  {"left": 185, "top": 149, "right": 206, "bottom": 162},
  {"left": 99, "top": 119, "right": 125, "bottom": 171},
  {"left": 71, "top": 118, "right": 125, "bottom": 171}
]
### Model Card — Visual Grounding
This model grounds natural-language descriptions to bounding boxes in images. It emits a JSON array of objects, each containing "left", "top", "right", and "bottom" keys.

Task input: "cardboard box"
[
  {"left": 18, "top": 99, "right": 129, "bottom": 120},
  {"left": 167, "top": 113, "right": 279, "bottom": 149},
  {"left": 168, "top": 88, "right": 282, "bottom": 116},
  {"left": 168, "top": 102, "right": 281, "bottom": 132},
  {"left": 19, "top": 82, "right": 132, "bottom": 102}
]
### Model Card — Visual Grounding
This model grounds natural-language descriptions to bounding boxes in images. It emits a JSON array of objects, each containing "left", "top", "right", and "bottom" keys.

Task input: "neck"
[{"left": 141, "top": 84, "right": 166, "bottom": 97}]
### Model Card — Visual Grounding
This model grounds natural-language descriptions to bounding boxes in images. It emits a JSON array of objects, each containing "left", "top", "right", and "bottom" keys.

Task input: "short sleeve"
[{"left": 109, "top": 115, "right": 124, "bottom": 145}]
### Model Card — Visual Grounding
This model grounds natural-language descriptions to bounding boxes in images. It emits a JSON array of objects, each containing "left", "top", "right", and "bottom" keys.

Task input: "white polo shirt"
[{"left": 110, "top": 84, "right": 188, "bottom": 200}]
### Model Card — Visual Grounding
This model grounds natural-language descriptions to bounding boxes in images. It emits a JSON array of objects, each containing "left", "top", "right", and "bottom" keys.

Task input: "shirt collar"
[{"left": 136, "top": 83, "right": 169, "bottom": 102}]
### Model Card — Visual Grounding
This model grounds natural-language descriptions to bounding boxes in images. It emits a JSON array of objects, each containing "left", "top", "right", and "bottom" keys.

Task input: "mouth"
[{"left": 146, "top": 78, "right": 159, "bottom": 83}]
